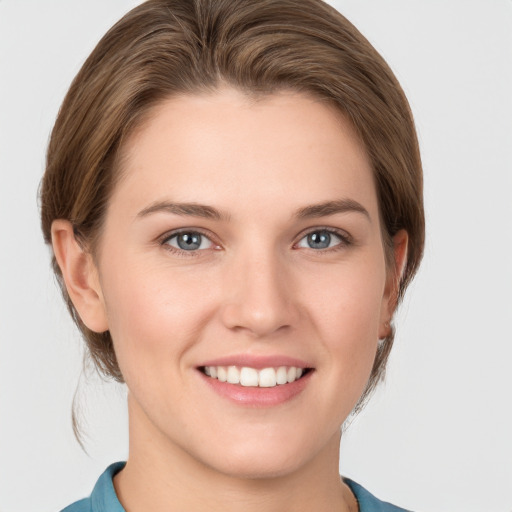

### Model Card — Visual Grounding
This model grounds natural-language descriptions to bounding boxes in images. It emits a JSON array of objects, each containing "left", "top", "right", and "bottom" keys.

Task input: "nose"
[{"left": 220, "top": 250, "right": 299, "bottom": 338}]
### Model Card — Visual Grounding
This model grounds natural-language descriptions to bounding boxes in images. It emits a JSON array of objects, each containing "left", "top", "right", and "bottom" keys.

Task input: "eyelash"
[
  {"left": 160, "top": 228, "right": 217, "bottom": 257},
  {"left": 160, "top": 227, "right": 352, "bottom": 257},
  {"left": 294, "top": 227, "right": 353, "bottom": 254}
]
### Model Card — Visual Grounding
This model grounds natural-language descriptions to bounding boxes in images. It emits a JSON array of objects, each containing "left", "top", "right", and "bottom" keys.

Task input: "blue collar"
[{"left": 90, "top": 462, "right": 126, "bottom": 512}]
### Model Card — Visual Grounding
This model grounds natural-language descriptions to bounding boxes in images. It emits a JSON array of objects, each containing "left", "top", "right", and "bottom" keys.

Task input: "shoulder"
[
  {"left": 59, "top": 462, "right": 126, "bottom": 512},
  {"left": 344, "top": 478, "right": 412, "bottom": 512}
]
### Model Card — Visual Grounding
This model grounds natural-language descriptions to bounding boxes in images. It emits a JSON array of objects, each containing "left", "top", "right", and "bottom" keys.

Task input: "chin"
[
  {"left": 190, "top": 428, "right": 332, "bottom": 481},
  {"left": 206, "top": 450, "right": 308, "bottom": 481}
]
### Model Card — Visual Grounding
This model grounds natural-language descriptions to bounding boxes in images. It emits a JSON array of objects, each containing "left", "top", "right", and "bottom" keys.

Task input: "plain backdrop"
[{"left": 1, "top": 1, "right": 511, "bottom": 511}]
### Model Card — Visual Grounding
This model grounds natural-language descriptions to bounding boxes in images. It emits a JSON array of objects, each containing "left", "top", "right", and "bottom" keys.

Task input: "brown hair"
[{"left": 40, "top": 0, "right": 424, "bottom": 409}]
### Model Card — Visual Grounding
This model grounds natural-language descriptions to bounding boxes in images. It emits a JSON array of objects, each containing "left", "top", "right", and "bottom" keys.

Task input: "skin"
[{"left": 52, "top": 87, "right": 407, "bottom": 512}]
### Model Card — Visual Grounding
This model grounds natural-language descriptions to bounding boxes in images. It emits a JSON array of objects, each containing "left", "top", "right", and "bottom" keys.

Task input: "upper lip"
[{"left": 199, "top": 354, "right": 312, "bottom": 370}]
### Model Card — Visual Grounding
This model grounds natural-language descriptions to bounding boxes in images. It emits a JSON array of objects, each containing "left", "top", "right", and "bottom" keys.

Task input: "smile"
[{"left": 201, "top": 365, "right": 309, "bottom": 388}]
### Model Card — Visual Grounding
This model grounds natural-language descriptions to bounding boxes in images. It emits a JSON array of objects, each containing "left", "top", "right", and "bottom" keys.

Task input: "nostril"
[{"left": 220, "top": 301, "right": 297, "bottom": 338}]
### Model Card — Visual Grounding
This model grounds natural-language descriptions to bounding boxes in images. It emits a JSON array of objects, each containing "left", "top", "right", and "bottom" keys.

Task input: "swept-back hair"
[{"left": 41, "top": 0, "right": 424, "bottom": 411}]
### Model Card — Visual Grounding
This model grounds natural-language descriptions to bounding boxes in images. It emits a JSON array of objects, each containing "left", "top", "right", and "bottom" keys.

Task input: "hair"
[{"left": 40, "top": 0, "right": 424, "bottom": 412}]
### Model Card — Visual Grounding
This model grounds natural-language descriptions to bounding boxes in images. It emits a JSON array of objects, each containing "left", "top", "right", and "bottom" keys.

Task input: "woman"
[{"left": 40, "top": 0, "right": 424, "bottom": 510}]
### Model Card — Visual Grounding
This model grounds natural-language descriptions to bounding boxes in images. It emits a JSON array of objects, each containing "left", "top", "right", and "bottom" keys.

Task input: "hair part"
[{"left": 41, "top": 0, "right": 424, "bottom": 414}]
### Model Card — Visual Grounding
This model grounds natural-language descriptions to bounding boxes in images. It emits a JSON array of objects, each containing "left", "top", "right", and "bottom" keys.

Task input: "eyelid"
[
  {"left": 294, "top": 226, "right": 353, "bottom": 250},
  {"left": 156, "top": 226, "right": 353, "bottom": 255},
  {"left": 159, "top": 228, "right": 221, "bottom": 254}
]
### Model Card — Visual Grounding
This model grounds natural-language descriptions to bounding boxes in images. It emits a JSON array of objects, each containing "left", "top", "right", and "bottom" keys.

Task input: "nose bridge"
[{"left": 220, "top": 241, "right": 297, "bottom": 337}]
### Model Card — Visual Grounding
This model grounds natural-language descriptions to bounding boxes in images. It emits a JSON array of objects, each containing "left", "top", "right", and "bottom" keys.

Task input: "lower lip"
[{"left": 199, "top": 370, "right": 313, "bottom": 407}]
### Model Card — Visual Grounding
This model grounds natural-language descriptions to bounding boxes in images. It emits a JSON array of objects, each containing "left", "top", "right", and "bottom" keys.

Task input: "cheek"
[
  {"left": 303, "top": 257, "right": 386, "bottom": 337},
  {"left": 99, "top": 256, "right": 218, "bottom": 372},
  {"left": 300, "top": 256, "right": 387, "bottom": 382}
]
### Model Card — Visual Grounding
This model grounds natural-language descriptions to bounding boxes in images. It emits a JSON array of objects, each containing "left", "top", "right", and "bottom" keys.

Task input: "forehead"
[{"left": 113, "top": 87, "right": 377, "bottom": 219}]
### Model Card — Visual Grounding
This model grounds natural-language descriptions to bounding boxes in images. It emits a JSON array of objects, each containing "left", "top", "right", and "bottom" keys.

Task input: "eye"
[
  {"left": 296, "top": 229, "right": 348, "bottom": 250},
  {"left": 163, "top": 231, "right": 214, "bottom": 251}
]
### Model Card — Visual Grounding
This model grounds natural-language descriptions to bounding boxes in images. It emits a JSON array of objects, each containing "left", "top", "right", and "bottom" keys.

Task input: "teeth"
[
  {"left": 217, "top": 367, "right": 227, "bottom": 382},
  {"left": 240, "top": 367, "right": 259, "bottom": 387},
  {"left": 227, "top": 366, "right": 240, "bottom": 384},
  {"left": 202, "top": 365, "right": 307, "bottom": 387},
  {"left": 276, "top": 366, "right": 288, "bottom": 385},
  {"left": 259, "top": 368, "right": 276, "bottom": 387}
]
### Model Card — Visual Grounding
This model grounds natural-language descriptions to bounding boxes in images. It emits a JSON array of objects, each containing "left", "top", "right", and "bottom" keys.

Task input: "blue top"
[{"left": 61, "top": 462, "right": 411, "bottom": 512}]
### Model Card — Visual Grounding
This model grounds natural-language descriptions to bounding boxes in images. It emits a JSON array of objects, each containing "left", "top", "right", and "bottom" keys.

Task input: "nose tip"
[{"left": 219, "top": 257, "right": 298, "bottom": 338}]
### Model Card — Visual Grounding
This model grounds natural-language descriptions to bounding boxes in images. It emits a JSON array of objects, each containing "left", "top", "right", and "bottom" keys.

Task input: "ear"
[
  {"left": 379, "top": 229, "right": 408, "bottom": 339},
  {"left": 51, "top": 220, "right": 109, "bottom": 333}
]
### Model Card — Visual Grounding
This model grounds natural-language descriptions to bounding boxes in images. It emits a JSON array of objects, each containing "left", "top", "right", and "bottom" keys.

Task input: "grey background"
[{"left": 1, "top": 1, "right": 511, "bottom": 511}]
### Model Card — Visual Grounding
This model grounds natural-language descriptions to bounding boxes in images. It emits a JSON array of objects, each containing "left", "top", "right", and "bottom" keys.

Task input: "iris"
[
  {"left": 176, "top": 232, "right": 202, "bottom": 250},
  {"left": 307, "top": 231, "right": 332, "bottom": 249}
]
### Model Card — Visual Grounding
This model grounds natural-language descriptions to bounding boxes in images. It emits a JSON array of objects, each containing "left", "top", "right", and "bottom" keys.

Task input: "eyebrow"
[
  {"left": 294, "top": 199, "right": 370, "bottom": 221},
  {"left": 137, "top": 201, "right": 231, "bottom": 221},
  {"left": 136, "top": 198, "right": 370, "bottom": 222}
]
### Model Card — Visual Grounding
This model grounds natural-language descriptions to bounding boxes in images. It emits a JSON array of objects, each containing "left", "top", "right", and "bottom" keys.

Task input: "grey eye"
[
  {"left": 166, "top": 232, "right": 212, "bottom": 251},
  {"left": 297, "top": 230, "right": 343, "bottom": 250}
]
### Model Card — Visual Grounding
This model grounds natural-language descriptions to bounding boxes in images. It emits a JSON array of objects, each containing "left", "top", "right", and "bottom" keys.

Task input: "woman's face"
[{"left": 89, "top": 88, "right": 400, "bottom": 477}]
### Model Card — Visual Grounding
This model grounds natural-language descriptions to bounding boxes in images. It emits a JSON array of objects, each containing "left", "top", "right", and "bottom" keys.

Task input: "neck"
[{"left": 114, "top": 396, "right": 357, "bottom": 512}]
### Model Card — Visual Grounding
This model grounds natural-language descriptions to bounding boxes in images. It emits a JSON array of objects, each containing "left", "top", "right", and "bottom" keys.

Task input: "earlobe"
[
  {"left": 51, "top": 220, "right": 109, "bottom": 333},
  {"left": 379, "top": 229, "right": 409, "bottom": 338}
]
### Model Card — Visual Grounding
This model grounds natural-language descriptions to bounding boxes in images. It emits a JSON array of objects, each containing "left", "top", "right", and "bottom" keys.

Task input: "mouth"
[{"left": 199, "top": 365, "right": 313, "bottom": 388}]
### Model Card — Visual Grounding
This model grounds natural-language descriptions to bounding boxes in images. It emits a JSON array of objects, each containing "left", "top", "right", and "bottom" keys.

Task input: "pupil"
[
  {"left": 178, "top": 233, "right": 201, "bottom": 250},
  {"left": 308, "top": 231, "right": 330, "bottom": 249}
]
